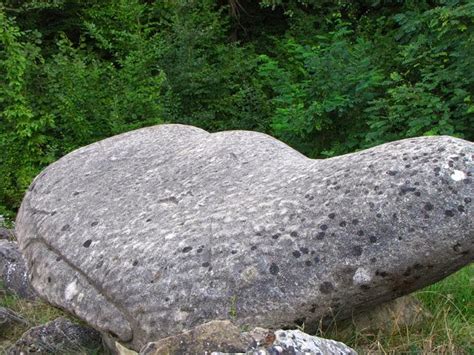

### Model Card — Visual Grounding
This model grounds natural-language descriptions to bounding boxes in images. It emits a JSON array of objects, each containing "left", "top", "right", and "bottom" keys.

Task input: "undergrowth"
[
  {"left": 320, "top": 264, "right": 473, "bottom": 354},
  {"left": 0, "top": 287, "right": 66, "bottom": 351}
]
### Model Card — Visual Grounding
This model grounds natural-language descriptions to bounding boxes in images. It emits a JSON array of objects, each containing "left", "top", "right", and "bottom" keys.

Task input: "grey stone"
[
  {"left": 0, "top": 240, "right": 37, "bottom": 299},
  {"left": 269, "top": 329, "right": 356, "bottom": 355},
  {"left": 7, "top": 317, "right": 102, "bottom": 354},
  {"left": 139, "top": 320, "right": 249, "bottom": 354},
  {"left": 0, "top": 307, "right": 28, "bottom": 330},
  {"left": 0, "top": 227, "right": 15, "bottom": 240},
  {"left": 139, "top": 320, "right": 356, "bottom": 355},
  {"left": 14, "top": 124, "right": 474, "bottom": 350}
]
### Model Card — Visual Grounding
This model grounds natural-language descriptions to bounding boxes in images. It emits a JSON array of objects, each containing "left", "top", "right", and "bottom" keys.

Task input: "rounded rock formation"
[{"left": 15, "top": 124, "right": 473, "bottom": 350}]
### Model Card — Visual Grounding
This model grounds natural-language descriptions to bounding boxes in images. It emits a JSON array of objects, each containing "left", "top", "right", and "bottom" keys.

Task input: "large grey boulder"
[{"left": 15, "top": 124, "right": 473, "bottom": 350}]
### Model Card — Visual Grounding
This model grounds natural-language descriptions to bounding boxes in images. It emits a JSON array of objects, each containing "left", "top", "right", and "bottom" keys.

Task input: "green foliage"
[
  {"left": 256, "top": 2, "right": 474, "bottom": 156},
  {"left": 366, "top": 2, "right": 474, "bottom": 145},
  {"left": 0, "top": 9, "right": 48, "bottom": 217},
  {"left": 147, "top": 0, "right": 272, "bottom": 132},
  {"left": 257, "top": 16, "right": 385, "bottom": 156},
  {"left": 0, "top": 0, "right": 473, "bottom": 217},
  {"left": 0, "top": 2, "right": 166, "bottom": 216}
]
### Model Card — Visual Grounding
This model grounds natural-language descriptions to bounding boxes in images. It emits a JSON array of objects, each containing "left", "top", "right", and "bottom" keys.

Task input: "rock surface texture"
[
  {"left": 0, "top": 240, "right": 37, "bottom": 299},
  {"left": 15, "top": 124, "right": 473, "bottom": 350},
  {"left": 139, "top": 320, "right": 356, "bottom": 355},
  {"left": 139, "top": 320, "right": 250, "bottom": 354},
  {"left": 268, "top": 329, "right": 356, "bottom": 355},
  {"left": 0, "top": 227, "right": 14, "bottom": 240}
]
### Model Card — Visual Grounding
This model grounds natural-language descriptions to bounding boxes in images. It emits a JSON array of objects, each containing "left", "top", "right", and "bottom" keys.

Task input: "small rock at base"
[
  {"left": 139, "top": 320, "right": 249, "bottom": 354},
  {"left": 139, "top": 320, "right": 356, "bottom": 355},
  {"left": 0, "top": 227, "right": 14, "bottom": 240},
  {"left": 0, "top": 240, "right": 37, "bottom": 300},
  {"left": 7, "top": 317, "right": 102, "bottom": 354},
  {"left": 270, "top": 329, "right": 356, "bottom": 355},
  {"left": 0, "top": 307, "right": 28, "bottom": 329}
]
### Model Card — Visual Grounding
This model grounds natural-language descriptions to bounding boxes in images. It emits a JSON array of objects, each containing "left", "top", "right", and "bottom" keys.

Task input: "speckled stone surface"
[
  {"left": 0, "top": 240, "right": 37, "bottom": 299},
  {"left": 15, "top": 124, "right": 473, "bottom": 350},
  {"left": 269, "top": 329, "right": 356, "bottom": 355}
]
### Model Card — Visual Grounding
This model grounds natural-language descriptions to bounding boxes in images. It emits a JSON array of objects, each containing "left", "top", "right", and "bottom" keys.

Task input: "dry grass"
[{"left": 319, "top": 264, "right": 474, "bottom": 354}]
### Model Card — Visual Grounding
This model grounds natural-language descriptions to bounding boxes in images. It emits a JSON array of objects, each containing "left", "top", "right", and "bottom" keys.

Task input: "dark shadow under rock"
[{"left": 351, "top": 295, "right": 431, "bottom": 333}]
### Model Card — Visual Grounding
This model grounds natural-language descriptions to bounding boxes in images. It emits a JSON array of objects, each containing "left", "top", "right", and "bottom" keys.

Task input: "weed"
[{"left": 229, "top": 295, "right": 237, "bottom": 319}]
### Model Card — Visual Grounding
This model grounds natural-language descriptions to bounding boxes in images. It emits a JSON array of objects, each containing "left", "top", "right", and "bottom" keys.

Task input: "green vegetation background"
[{"left": 1, "top": 0, "right": 474, "bottom": 218}]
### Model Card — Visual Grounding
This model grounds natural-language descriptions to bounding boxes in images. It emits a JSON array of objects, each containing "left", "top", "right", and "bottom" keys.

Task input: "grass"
[
  {"left": 319, "top": 264, "right": 474, "bottom": 354},
  {"left": 1, "top": 265, "right": 472, "bottom": 354},
  {"left": 0, "top": 286, "right": 104, "bottom": 354}
]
